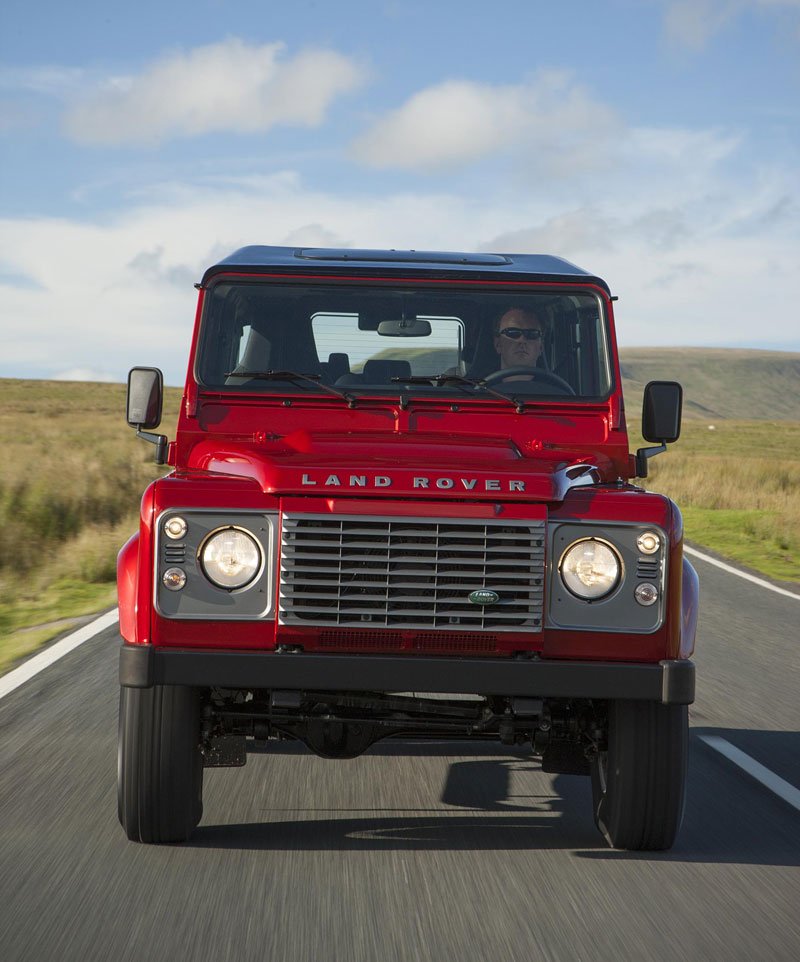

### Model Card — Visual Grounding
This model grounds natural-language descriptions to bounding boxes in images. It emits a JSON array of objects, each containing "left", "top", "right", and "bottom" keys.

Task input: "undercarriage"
[{"left": 200, "top": 688, "right": 607, "bottom": 772}]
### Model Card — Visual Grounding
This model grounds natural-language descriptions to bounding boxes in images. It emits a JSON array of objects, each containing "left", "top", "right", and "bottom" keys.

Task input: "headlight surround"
[
  {"left": 559, "top": 538, "right": 621, "bottom": 600},
  {"left": 200, "top": 526, "right": 263, "bottom": 590}
]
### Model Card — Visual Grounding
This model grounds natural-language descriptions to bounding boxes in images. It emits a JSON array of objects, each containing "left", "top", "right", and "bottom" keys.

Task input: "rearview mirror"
[
  {"left": 377, "top": 318, "right": 432, "bottom": 337},
  {"left": 127, "top": 367, "right": 163, "bottom": 429}
]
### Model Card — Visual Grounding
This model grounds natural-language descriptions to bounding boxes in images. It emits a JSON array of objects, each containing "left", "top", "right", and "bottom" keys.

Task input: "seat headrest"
[
  {"left": 362, "top": 359, "right": 412, "bottom": 383},
  {"left": 326, "top": 352, "right": 350, "bottom": 380}
]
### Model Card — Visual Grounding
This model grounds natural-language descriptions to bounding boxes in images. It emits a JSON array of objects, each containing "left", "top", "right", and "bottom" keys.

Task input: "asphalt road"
[{"left": 1, "top": 554, "right": 799, "bottom": 962}]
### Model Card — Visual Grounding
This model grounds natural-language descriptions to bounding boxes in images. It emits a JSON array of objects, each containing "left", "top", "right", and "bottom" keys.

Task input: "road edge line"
[
  {"left": 684, "top": 546, "right": 800, "bottom": 601},
  {"left": 0, "top": 609, "right": 120, "bottom": 701},
  {"left": 698, "top": 734, "right": 800, "bottom": 813}
]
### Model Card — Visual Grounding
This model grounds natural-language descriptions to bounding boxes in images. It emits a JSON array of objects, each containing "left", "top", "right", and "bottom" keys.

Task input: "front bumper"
[{"left": 120, "top": 644, "right": 695, "bottom": 705}]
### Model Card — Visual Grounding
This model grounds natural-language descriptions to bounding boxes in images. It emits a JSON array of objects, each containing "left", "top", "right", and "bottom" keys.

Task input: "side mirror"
[
  {"left": 127, "top": 367, "right": 163, "bottom": 429},
  {"left": 635, "top": 380, "right": 683, "bottom": 478},
  {"left": 126, "top": 367, "right": 167, "bottom": 464},
  {"left": 642, "top": 380, "right": 682, "bottom": 443}
]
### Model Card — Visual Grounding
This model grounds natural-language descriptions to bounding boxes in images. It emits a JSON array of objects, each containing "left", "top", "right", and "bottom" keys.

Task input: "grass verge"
[
  {"left": 639, "top": 420, "right": 800, "bottom": 584},
  {"left": 0, "top": 584, "right": 118, "bottom": 676},
  {"left": 0, "top": 379, "right": 178, "bottom": 674},
  {"left": 0, "top": 514, "right": 139, "bottom": 674},
  {"left": 681, "top": 508, "right": 798, "bottom": 583}
]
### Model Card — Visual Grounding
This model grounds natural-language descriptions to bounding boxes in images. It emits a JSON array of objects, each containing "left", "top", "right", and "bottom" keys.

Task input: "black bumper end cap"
[{"left": 119, "top": 643, "right": 154, "bottom": 688}]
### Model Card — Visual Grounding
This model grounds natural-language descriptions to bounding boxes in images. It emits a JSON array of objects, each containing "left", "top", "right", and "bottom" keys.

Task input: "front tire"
[
  {"left": 590, "top": 700, "right": 688, "bottom": 851},
  {"left": 118, "top": 685, "right": 204, "bottom": 843}
]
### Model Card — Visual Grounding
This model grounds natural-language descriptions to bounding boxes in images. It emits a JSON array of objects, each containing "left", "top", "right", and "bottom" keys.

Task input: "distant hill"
[
  {"left": 1, "top": 347, "right": 798, "bottom": 422},
  {"left": 619, "top": 348, "right": 800, "bottom": 421},
  {"left": 374, "top": 346, "right": 800, "bottom": 421}
]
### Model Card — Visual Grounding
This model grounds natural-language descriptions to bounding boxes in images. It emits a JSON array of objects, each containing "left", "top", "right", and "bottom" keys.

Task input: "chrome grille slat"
[
  {"left": 282, "top": 544, "right": 538, "bottom": 557},
  {"left": 279, "top": 512, "right": 545, "bottom": 632},
  {"left": 282, "top": 519, "right": 538, "bottom": 535},
  {"left": 281, "top": 589, "right": 541, "bottom": 600},
  {"left": 283, "top": 563, "right": 541, "bottom": 576}
]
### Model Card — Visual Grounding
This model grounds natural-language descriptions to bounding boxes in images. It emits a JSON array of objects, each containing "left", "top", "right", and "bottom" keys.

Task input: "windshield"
[{"left": 196, "top": 282, "right": 613, "bottom": 400}]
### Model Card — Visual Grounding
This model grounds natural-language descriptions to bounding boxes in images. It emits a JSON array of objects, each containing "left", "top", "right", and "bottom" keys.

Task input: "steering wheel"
[{"left": 483, "top": 366, "right": 575, "bottom": 394}]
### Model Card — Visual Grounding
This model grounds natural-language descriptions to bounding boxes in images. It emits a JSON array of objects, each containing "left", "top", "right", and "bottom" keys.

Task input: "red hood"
[{"left": 185, "top": 430, "right": 604, "bottom": 503}]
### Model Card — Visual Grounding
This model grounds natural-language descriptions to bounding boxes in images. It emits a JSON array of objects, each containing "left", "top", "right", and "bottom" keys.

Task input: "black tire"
[
  {"left": 590, "top": 700, "right": 688, "bottom": 851},
  {"left": 117, "top": 685, "right": 204, "bottom": 843}
]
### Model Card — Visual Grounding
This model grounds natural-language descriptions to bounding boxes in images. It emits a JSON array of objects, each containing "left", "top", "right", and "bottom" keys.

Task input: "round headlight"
[
  {"left": 200, "top": 527, "right": 262, "bottom": 589},
  {"left": 559, "top": 538, "right": 621, "bottom": 600}
]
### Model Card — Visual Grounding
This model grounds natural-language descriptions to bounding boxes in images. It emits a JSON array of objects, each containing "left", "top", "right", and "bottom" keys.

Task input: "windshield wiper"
[
  {"left": 392, "top": 374, "right": 525, "bottom": 413},
  {"left": 223, "top": 370, "right": 356, "bottom": 407}
]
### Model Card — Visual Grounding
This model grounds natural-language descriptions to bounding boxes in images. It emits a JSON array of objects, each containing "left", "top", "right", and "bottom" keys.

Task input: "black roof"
[{"left": 201, "top": 246, "right": 610, "bottom": 294}]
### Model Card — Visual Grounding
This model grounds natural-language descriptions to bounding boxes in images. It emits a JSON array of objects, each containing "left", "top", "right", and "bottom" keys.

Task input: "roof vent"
[{"left": 296, "top": 248, "right": 511, "bottom": 266}]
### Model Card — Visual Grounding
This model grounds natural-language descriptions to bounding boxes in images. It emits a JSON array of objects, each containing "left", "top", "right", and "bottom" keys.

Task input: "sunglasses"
[{"left": 498, "top": 327, "right": 543, "bottom": 341}]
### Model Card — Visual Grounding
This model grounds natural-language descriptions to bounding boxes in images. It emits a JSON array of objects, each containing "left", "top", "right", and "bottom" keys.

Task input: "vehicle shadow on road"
[
  {"left": 191, "top": 744, "right": 605, "bottom": 852},
  {"left": 575, "top": 727, "right": 800, "bottom": 867},
  {"left": 190, "top": 729, "right": 800, "bottom": 863}
]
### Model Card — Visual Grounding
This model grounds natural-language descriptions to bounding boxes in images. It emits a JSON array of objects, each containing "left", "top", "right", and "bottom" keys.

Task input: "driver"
[{"left": 494, "top": 307, "right": 544, "bottom": 379}]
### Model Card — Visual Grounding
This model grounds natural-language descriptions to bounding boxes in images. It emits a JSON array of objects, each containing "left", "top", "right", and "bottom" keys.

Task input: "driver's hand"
[{"left": 500, "top": 370, "right": 535, "bottom": 381}]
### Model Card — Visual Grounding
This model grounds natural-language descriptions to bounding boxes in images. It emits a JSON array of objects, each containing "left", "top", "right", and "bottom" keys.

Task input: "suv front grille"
[{"left": 279, "top": 514, "right": 545, "bottom": 631}]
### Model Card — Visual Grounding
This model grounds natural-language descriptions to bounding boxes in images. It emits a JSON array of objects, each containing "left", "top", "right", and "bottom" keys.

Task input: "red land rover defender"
[{"left": 118, "top": 246, "right": 698, "bottom": 849}]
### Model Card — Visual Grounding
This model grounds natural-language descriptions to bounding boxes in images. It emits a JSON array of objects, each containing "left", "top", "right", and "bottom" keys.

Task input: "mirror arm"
[
  {"left": 634, "top": 442, "right": 666, "bottom": 479},
  {"left": 136, "top": 428, "right": 168, "bottom": 465}
]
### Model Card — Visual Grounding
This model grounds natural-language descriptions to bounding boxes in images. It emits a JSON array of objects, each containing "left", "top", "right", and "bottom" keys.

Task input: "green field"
[
  {"left": 637, "top": 419, "right": 800, "bottom": 583},
  {"left": 1, "top": 355, "right": 798, "bottom": 673},
  {"left": 0, "top": 379, "right": 180, "bottom": 672}
]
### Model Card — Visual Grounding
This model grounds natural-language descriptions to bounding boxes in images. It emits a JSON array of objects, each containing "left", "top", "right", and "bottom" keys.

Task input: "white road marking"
[
  {"left": 684, "top": 545, "right": 800, "bottom": 600},
  {"left": 699, "top": 734, "right": 800, "bottom": 813},
  {"left": 0, "top": 609, "right": 119, "bottom": 701}
]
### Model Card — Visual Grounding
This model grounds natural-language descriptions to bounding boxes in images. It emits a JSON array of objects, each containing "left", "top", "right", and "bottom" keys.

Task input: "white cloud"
[
  {"left": 624, "top": 126, "right": 741, "bottom": 169},
  {"left": 352, "top": 80, "right": 529, "bottom": 170},
  {"left": 663, "top": 0, "right": 800, "bottom": 49},
  {"left": 63, "top": 39, "right": 365, "bottom": 146},
  {"left": 1, "top": 135, "right": 797, "bottom": 387},
  {"left": 481, "top": 168, "right": 798, "bottom": 349},
  {"left": 0, "top": 64, "right": 87, "bottom": 96},
  {"left": 663, "top": 0, "right": 739, "bottom": 49},
  {"left": 0, "top": 99, "right": 41, "bottom": 133},
  {"left": 481, "top": 210, "right": 620, "bottom": 255},
  {"left": 351, "top": 72, "right": 619, "bottom": 173},
  {"left": 127, "top": 247, "right": 198, "bottom": 288},
  {"left": 0, "top": 173, "right": 477, "bottom": 384},
  {"left": 280, "top": 223, "right": 351, "bottom": 247},
  {"left": 589, "top": 125, "right": 745, "bottom": 214}
]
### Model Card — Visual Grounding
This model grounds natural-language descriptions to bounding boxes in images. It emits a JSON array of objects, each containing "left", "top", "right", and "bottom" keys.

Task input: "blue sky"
[{"left": 1, "top": 0, "right": 798, "bottom": 383}]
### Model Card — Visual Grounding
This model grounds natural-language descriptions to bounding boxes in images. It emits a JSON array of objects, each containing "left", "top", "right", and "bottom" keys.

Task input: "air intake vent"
[
  {"left": 315, "top": 630, "right": 500, "bottom": 654},
  {"left": 413, "top": 634, "right": 498, "bottom": 653},
  {"left": 636, "top": 558, "right": 661, "bottom": 580},
  {"left": 279, "top": 514, "right": 545, "bottom": 632},
  {"left": 163, "top": 544, "right": 186, "bottom": 564}
]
